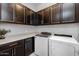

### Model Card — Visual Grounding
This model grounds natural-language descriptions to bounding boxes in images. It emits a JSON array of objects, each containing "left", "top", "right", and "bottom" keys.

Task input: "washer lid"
[{"left": 49, "top": 35, "right": 79, "bottom": 45}]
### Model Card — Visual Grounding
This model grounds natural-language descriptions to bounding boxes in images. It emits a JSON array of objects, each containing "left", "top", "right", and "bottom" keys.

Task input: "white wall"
[
  {"left": 0, "top": 23, "right": 36, "bottom": 36},
  {"left": 36, "top": 3, "right": 56, "bottom": 12},
  {"left": 36, "top": 23, "right": 79, "bottom": 42},
  {"left": 22, "top": 3, "right": 55, "bottom": 12},
  {"left": 0, "top": 23, "right": 79, "bottom": 42}
]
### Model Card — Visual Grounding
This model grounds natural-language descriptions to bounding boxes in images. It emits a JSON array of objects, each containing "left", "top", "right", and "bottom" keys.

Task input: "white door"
[
  {"left": 35, "top": 36, "right": 48, "bottom": 56},
  {"left": 49, "top": 40, "right": 75, "bottom": 56}
]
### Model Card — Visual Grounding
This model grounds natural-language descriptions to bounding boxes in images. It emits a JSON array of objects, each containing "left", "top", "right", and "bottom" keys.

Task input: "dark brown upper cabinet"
[
  {"left": 37, "top": 11, "right": 43, "bottom": 25},
  {"left": 37, "top": 12, "right": 42, "bottom": 25},
  {"left": 0, "top": 3, "right": 79, "bottom": 25},
  {"left": 61, "top": 3, "right": 75, "bottom": 23},
  {"left": 14, "top": 4, "right": 25, "bottom": 24},
  {"left": 51, "top": 4, "right": 61, "bottom": 24},
  {"left": 43, "top": 7, "right": 51, "bottom": 25},
  {"left": 37, "top": 3, "right": 79, "bottom": 25},
  {"left": 29, "top": 11, "right": 34, "bottom": 25},
  {"left": 0, "top": 4, "right": 1, "bottom": 20},
  {"left": 25, "top": 7, "right": 34, "bottom": 25},
  {"left": 37, "top": 4, "right": 61, "bottom": 25},
  {"left": 31, "top": 11, "right": 41, "bottom": 25},
  {"left": 8, "top": 4, "right": 14, "bottom": 21},
  {"left": 0, "top": 3, "right": 13, "bottom": 22},
  {"left": 25, "top": 8, "right": 31, "bottom": 25},
  {"left": 31, "top": 12, "right": 37, "bottom": 25},
  {"left": 75, "top": 3, "right": 79, "bottom": 22}
]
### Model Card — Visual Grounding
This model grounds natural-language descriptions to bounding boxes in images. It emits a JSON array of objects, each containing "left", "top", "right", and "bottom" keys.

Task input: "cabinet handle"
[
  {"left": 13, "top": 48, "right": 16, "bottom": 56},
  {"left": 26, "top": 39, "right": 31, "bottom": 41},
  {"left": 9, "top": 43, "right": 18, "bottom": 47},
  {"left": 12, "top": 49, "right": 14, "bottom": 56},
  {"left": 0, "top": 53, "right": 9, "bottom": 55}
]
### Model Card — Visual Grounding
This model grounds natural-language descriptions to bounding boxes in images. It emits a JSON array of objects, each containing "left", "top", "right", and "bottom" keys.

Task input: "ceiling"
[{"left": 22, "top": 3, "right": 56, "bottom": 12}]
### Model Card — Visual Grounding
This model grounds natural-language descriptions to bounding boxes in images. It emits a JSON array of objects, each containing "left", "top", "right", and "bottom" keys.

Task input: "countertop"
[
  {"left": 0, "top": 32, "right": 38, "bottom": 45},
  {"left": 49, "top": 35, "right": 79, "bottom": 46},
  {"left": 0, "top": 32, "right": 79, "bottom": 46}
]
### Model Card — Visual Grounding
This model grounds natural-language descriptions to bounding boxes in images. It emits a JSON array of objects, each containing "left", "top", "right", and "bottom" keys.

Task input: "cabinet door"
[
  {"left": 25, "top": 8, "right": 33, "bottom": 25},
  {"left": 13, "top": 40, "right": 25, "bottom": 56},
  {"left": 49, "top": 40, "right": 75, "bottom": 56},
  {"left": 61, "top": 3, "right": 75, "bottom": 23},
  {"left": 0, "top": 48, "right": 13, "bottom": 56},
  {"left": 25, "top": 8, "right": 31, "bottom": 24},
  {"left": 30, "top": 11, "right": 35, "bottom": 25},
  {"left": 75, "top": 3, "right": 79, "bottom": 22},
  {"left": 51, "top": 4, "right": 61, "bottom": 24},
  {"left": 37, "top": 11, "right": 43, "bottom": 25},
  {"left": 7, "top": 40, "right": 25, "bottom": 56},
  {"left": 25, "top": 37, "right": 34, "bottom": 56},
  {"left": 1, "top": 3, "right": 13, "bottom": 22},
  {"left": 0, "top": 39, "right": 25, "bottom": 56},
  {"left": 31, "top": 12, "right": 40, "bottom": 25},
  {"left": 15, "top": 4, "right": 25, "bottom": 24},
  {"left": 0, "top": 3, "right": 1, "bottom": 20},
  {"left": 43, "top": 8, "right": 51, "bottom": 25},
  {"left": 14, "top": 45, "right": 24, "bottom": 56}
]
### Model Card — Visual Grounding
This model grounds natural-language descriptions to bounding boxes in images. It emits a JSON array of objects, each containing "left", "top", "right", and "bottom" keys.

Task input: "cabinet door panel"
[
  {"left": 25, "top": 8, "right": 33, "bottom": 25},
  {"left": 75, "top": 3, "right": 79, "bottom": 22},
  {"left": 15, "top": 4, "right": 25, "bottom": 23},
  {"left": 37, "top": 11, "right": 43, "bottom": 25},
  {"left": 0, "top": 4, "right": 1, "bottom": 20},
  {"left": 43, "top": 8, "right": 51, "bottom": 24},
  {"left": 51, "top": 4, "right": 61, "bottom": 24},
  {"left": 14, "top": 45, "right": 24, "bottom": 56},
  {"left": 13, "top": 40, "right": 25, "bottom": 56},
  {"left": 25, "top": 8, "right": 31, "bottom": 24},
  {"left": 61, "top": 3, "right": 75, "bottom": 23},
  {"left": 0, "top": 48, "right": 13, "bottom": 56},
  {"left": 31, "top": 12, "right": 40, "bottom": 25},
  {"left": 1, "top": 3, "right": 13, "bottom": 22},
  {"left": 25, "top": 37, "right": 34, "bottom": 56}
]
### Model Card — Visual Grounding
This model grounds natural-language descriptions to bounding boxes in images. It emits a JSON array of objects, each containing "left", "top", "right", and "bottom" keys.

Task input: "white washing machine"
[{"left": 35, "top": 32, "right": 51, "bottom": 56}]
